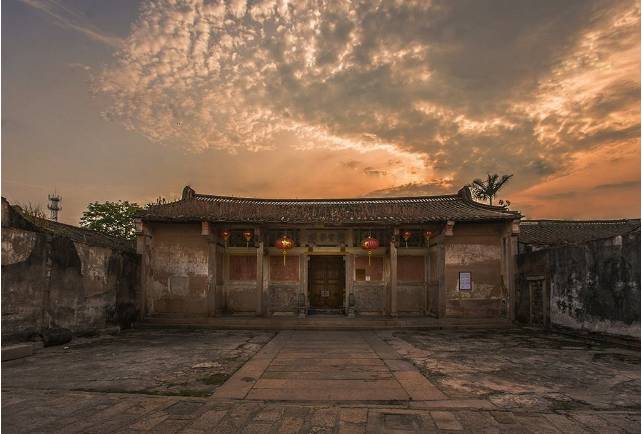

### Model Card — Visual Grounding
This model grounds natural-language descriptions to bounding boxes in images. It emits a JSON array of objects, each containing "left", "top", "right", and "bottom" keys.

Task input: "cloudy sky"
[{"left": 2, "top": 0, "right": 640, "bottom": 224}]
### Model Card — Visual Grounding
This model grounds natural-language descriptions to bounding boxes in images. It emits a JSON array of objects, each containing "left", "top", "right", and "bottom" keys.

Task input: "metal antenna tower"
[{"left": 47, "top": 193, "right": 62, "bottom": 221}]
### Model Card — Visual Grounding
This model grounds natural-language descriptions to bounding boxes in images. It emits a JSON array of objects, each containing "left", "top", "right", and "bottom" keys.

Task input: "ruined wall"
[
  {"left": 147, "top": 222, "right": 209, "bottom": 315},
  {"left": 2, "top": 200, "right": 139, "bottom": 343},
  {"left": 517, "top": 231, "right": 641, "bottom": 337},
  {"left": 444, "top": 222, "right": 508, "bottom": 318}
]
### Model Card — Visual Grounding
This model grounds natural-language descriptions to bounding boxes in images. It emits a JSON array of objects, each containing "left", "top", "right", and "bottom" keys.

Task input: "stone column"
[
  {"left": 207, "top": 238, "right": 218, "bottom": 317},
  {"left": 424, "top": 245, "right": 430, "bottom": 315},
  {"left": 508, "top": 219, "right": 520, "bottom": 321},
  {"left": 299, "top": 254, "right": 308, "bottom": 318},
  {"left": 345, "top": 254, "right": 355, "bottom": 317},
  {"left": 201, "top": 221, "right": 218, "bottom": 317},
  {"left": 256, "top": 228, "right": 264, "bottom": 317},
  {"left": 135, "top": 219, "right": 152, "bottom": 319},
  {"left": 437, "top": 241, "right": 446, "bottom": 318},
  {"left": 390, "top": 228, "right": 399, "bottom": 317}
]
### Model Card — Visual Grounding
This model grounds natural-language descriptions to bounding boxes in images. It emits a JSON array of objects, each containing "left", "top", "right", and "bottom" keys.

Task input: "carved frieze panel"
[{"left": 306, "top": 229, "right": 346, "bottom": 247}]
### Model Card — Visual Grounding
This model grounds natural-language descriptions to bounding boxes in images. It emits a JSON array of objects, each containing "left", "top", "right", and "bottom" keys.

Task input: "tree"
[
  {"left": 80, "top": 201, "right": 142, "bottom": 240},
  {"left": 468, "top": 174, "right": 513, "bottom": 206}
]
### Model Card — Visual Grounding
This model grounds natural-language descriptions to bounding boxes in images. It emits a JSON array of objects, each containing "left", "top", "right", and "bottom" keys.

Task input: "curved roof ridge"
[
  {"left": 455, "top": 185, "right": 519, "bottom": 214},
  {"left": 191, "top": 192, "right": 461, "bottom": 203}
]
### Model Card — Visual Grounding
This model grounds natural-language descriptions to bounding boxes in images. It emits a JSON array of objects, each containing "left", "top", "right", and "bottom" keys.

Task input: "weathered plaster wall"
[
  {"left": 224, "top": 254, "right": 257, "bottom": 314},
  {"left": 2, "top": 203, "right": 139, "bottom": 343},
  {"left": 224, "top": 283, "right": 256, "bottom": 313},
  {"left": 353, "top": 255, "right": 385, "bottom": 314},
  {"left": 444, "top": 223, "right": 508, "bottom": 318},
  {"left": 147, "top": 223, "right": 208, "bottom": 315},
  {"left": 397, "top": 285, "right": 425, "bottom": 313},
  {"left": 269, "top": 255, "right": 299, "bottom": 282},
  {"left": 269, "top": 283, "right": 299, "bottom": 313},
  {"left": 517, "top": 231, "right": 641, "bottom": 337},
  {"left": 268, "top": 255, "right": 299, "bottom": 314},
  {"left": 397, "top": 255, "right": 426, "bottom": 314},
  {"left": 354, "top": 256, "right": 384, "bottom": 281},
  {"left": 398, "top": 256, "right": 424, "bottom": 282},
  {"left": 353, "top": 283, "right": 385, "bottom": 314},
  {"left": 229, "top": 255, "right": 257, "bottom": 281}
]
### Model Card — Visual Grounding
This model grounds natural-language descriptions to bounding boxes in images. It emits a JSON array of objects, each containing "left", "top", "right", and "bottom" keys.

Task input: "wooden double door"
[{"left": 308, "top": 255, "right": 345, "bottom": 311}]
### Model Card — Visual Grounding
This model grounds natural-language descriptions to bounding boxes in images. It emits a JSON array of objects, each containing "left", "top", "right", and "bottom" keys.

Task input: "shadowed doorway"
[{"left": 308, "top": 255, "right": 345, "bottom": 314}]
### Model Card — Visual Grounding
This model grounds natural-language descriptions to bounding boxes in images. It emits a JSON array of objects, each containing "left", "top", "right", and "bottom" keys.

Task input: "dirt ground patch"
[
  {"left": 379, "top": 328, "right": 641, "bottom": 412},
  {"left": 1, "top": 328, "right": 275, "bottom": 397}
]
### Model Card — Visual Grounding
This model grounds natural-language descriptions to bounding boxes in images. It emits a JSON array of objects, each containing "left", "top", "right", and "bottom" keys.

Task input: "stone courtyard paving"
[{"left": 1, "top": 327, "right": 640, "bottom": 433}]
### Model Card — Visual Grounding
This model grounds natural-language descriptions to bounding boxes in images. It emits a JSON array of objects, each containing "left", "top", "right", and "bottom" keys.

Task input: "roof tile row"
[{"left": 138, "top": 186, "right": 520, "bottom": 224}]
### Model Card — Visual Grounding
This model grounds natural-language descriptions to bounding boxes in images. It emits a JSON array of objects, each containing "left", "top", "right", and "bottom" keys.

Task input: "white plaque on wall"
[{"left": 459, "top": 272, "right": 472, "bottom": 290}]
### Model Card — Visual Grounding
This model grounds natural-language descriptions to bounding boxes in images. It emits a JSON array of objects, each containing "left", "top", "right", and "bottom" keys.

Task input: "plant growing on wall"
[
  {"left": 80, "top": 201, "right": 142, "bottom": 240},
  {"left": 17, "top": 202, "right": 47, "bottom": 220},
  {"left": 468, "top": 174, "right": 513, "bottom": 206}
]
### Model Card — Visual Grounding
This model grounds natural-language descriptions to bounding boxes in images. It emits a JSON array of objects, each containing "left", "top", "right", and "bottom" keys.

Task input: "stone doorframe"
[{"left": 300, "top": 252, "right": 351, "bottom": 316}]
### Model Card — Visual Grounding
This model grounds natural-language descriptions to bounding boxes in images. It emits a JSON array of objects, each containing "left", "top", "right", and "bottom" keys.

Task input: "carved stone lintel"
[{"left": 444, "top": 220, "right": 455, "bottom": 236}]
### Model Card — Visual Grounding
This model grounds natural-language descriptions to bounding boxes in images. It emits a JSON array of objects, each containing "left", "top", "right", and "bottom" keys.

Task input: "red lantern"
[
  {"left": 275, "top": 235, "right": 294, "bottom": 265},
  {"left": 402, "top": 230, "right": 412, "bottom": 248},
  {"left": 361, "top": 235, "right": 380, "bottom": 265},
  {"left": 221, "top": 229, "right": 231, "bottom": 247},
  {"left": 243, "top": 230, "right": 253, "bottom": 248},
  {"left": 423, "top": 230, "right": 432, "bottom": 245}
]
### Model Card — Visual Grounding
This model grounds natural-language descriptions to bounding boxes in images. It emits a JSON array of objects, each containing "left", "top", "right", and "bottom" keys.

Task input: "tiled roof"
[
  {"left": 519, "top": 219, "right": 641, "bottom": 246},
  {"left": 138, "top": 186, "right": 520, "bottom": 225}
]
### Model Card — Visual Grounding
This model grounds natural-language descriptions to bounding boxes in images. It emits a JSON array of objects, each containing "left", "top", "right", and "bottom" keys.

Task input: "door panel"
[{"left": 308, "top": 256, "right": 345, "bottom": 309}]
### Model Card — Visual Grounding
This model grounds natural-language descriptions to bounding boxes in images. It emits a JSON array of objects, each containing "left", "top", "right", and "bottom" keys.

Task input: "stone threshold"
[{"left": 141, "top": 316, "right": 513, "bottom": 330}]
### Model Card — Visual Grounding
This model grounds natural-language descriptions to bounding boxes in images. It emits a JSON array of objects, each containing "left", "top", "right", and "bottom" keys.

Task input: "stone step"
[{"left": 140, "top": 316, "right": 512, "bottom": 330}]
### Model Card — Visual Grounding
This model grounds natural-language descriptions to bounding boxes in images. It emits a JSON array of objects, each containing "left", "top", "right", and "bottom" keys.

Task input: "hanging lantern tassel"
[
  {"left": 275, "top": 235, "right": 294, "bottom": 267},
  {"left": 243, "top": 230, "right": 253, "bottom": 248},
  {"left": 361, "top": 235, "right": 380, "bottom": 268},
  {"left": 221, "top": 229, "right": 231, "bottom": 248},
  {"left": 423, "top": 230, "right": 432, "bottom": 247},
  {"left": 402, "top": 230, "right": 412, "bottom": 248}
]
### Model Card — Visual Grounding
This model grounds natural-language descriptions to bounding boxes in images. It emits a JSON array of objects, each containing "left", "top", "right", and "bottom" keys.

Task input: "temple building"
[{"left": 135, "top": 186, "right": 521, "bottom": 320}]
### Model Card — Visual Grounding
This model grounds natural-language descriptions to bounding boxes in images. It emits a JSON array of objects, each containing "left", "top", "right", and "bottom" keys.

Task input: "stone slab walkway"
[
  {"left": 213, "top": 331, "right": 446, "bottom": 402},
  {"left": 3, "top": 388, "right": 639, "bottom": 433},
  {"left": 1, "top": 327, "right": 639, "bottom": 433}
]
